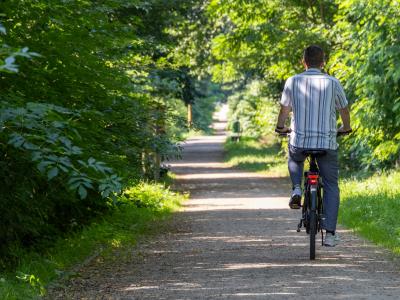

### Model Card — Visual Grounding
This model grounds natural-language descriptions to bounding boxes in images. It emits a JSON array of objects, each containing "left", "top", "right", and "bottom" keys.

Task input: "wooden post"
[{"left": 187, "top": 103, "right": 192, "bottom": 127}]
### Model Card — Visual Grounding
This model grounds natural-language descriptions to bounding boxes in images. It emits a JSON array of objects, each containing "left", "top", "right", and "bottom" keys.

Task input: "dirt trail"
[{"left": 52, "top": 108, "right": 400, "bottom": 299}]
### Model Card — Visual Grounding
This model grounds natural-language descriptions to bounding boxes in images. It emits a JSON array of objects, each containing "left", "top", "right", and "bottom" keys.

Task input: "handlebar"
[
  {"left": 336, "top": 129, "right": 352, "bottom": 137},
  {"left": 274, "top": 128, "right": 291, "bottom": 136},
  {"left": 275, "top": 128, "right": 353, "bottom": 137}
]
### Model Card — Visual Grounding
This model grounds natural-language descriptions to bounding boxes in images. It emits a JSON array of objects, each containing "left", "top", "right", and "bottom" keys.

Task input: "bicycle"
[
  {"left": 298, "top": 149, "right": 325, "bottom": 260},
  {"left": 277, "top": 129, "right": 351, "bottom": 260}
]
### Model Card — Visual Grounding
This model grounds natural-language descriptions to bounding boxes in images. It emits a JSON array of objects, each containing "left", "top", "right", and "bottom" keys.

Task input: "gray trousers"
[{"left": 288, "top": 144, "right": 340, "bottom": 232}]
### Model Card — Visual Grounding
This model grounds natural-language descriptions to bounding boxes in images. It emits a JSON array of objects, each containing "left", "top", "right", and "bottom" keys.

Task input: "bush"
[
  {"left": 227, "top": 80, "right": 279, "bottom": 138},
  {"left": 121, "top": 183, "right": 183, "bottom": 210}
]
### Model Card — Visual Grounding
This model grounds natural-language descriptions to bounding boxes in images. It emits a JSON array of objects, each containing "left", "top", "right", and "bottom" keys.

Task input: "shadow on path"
[{"left": 116, "top": 209, "right": 399, "bottom": 299}]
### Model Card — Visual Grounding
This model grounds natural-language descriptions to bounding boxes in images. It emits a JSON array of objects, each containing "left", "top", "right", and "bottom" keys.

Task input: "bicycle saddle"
[{"left": 302, "top": 150, "right": 327, "bottom": 156}]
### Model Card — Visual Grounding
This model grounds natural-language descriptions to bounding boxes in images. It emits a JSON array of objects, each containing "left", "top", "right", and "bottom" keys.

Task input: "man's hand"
[
  {"left": 337, "top": 125, "right": 352, "bottom": 133},
  {"left": 337, "top": 125, "right": 352, "bottom": 137},
  {"left": 276, "top": 105, "right": 291, "bottom": 134},
  {"left": 275, "top": 126, "right": 291, "bottom": 134}
]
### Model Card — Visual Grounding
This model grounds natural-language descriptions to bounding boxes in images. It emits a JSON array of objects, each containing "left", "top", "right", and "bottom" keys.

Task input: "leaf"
[
  {"left": 78, "top": 160, "right": 87, "bottom": 167},
  {"left": 28, "top": 52, "right": 41, "bottom": 57},
  {"left": 68, "top": 175, "right": 92, "bottom": 187},
  {"left": 37, "top": 161, "right": 53, "bottom": 173},
  {"left": 8, "top": 133, "right": 25, "bottom": 148},
  {"left": 58, "top": 165, "right": 68, "bottom": 172},
  {"left": 71, "top": 146, "right": 82, "bottom": 154},
  {"left": 78, "top": 185, "right": 87, "bottom": 199},
  {"left": 393, "top": 98, "right": 400, "bottom": 113},
  {"left": 69, "top": 181, "right": 82, "bottom": 190},
  {"left": 59, "top": 156, "right": 72, "bottom": 168},
  {"left": 52, "top": 121, "right": 65, "bottom": 129},
  {"left": 47, "top": 167, "right": 59, "bottom": 180},
  {"left": 100, "top": 188, "right": 112, "bottom": 198},
  {"left": 46, "top": 133, "right": 59, "bottom": 144},
  {"left": 82, "top": 181, "right": 94, "bottom": 189},
  {"left": 23, "top": 142, "right": 39, "bottom": 150},
  {"left": 31, "top": 151, "right": 43, "bottom": 161},
  {"left": 5, "top": 56, "right": 15, "bottom": 65}
]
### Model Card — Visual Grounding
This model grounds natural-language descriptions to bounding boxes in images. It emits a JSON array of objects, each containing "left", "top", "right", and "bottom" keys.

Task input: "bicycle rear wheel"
[
  {"left": 309, "top": 210, "right": 316, "bottom": 260},
  {"left": 309, "top": 190, "right": 317, "bottom": 260}
]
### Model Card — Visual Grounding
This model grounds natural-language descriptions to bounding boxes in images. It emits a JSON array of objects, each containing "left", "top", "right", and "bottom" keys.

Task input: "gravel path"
[{"left": 50, "top": 110, "right": 400, "bottom": 299}]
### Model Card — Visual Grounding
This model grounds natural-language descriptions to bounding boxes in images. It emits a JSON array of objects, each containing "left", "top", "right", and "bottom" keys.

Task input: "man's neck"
[{"left": 305, "top": 66, "right": 321, "bottom": 71}]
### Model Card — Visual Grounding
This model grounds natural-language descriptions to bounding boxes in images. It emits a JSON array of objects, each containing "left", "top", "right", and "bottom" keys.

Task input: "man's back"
[{"left": 281, "top": 68, "right": 348, "bottom": 150}]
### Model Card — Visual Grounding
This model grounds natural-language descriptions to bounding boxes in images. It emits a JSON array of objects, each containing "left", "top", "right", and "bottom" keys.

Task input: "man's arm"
[
  {"left": 338, "top": 106, "right": 351, "bottom": 132},
  {"left": 276, "top": 105, "right": 291, "bottom": 132}
]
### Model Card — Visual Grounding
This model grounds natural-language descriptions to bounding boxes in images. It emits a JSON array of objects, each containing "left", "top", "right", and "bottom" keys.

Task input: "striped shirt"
[{"left": 280, "top": 68, "right": 348, "bottom": 150}]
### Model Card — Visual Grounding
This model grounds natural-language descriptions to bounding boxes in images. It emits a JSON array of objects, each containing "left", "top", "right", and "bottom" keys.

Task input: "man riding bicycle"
[{"left": 275, "top": 45, "right": 352, "bottom": 247}]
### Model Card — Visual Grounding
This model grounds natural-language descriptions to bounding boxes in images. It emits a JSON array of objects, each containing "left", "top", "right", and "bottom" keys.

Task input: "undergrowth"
[
  {"left": 339, "top": 172, "right": 400, "bottom": 254},
  {"left": 0, "top": 182, "right": 186, "bottom": 299}
]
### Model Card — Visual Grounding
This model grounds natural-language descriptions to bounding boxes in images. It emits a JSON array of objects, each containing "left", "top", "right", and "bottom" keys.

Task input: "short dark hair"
[{"left": 303, "top": 45, "right": 324, "bottom": 68}]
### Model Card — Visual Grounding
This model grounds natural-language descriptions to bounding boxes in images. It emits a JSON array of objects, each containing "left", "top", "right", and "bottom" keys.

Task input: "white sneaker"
[
  {"left": 289, "top": 186, "right": 302, "bottom": 209},
  {"left": 324, "top": 232, "right": 340, "bottom": 247},
  {"left": 292, "top": 186, "right": 302, "bottom": 197}
]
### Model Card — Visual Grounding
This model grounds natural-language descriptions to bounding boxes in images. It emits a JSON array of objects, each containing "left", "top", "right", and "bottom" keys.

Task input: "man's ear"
[{"left": 302, "top": 59, "right": 307, "bottom": 69}]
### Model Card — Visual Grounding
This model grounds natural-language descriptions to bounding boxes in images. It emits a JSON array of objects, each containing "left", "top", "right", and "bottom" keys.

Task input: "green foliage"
[
  {"left": 0, "top": 21, "right": 39, "bottom": 73},
  {"left": 206, "top": 0, "right": 400, "bottom": 170},
  {"left": 121, "top": 182, "right": 182, "bottom": 209},
  {"left": 0, "top": 182, "right": 185, "bottom": 299},
  {"left": 0, "top": 102, "right": 121, "bottom": 260},
  {"left": 207, "top": 0, "right": 336, "bottom": 83},
  {"left": 0, "top": 102, "right": 122, "bottom": 199},
  {"left": 330, "top": 0, "right": 400, "bottom": 168},
  {"left": 227, "top": 80, "right": 279, "bottom": 138},
  {"left": 192, "top": 81, "right": 226, "bottom": 133},
  {"left": 339, "top": 171, "right": 400, "bottom": 254},
  {"left": 206, "top": 0, "right": 338, "bottom": 146},
  {"left": 0, "top": 0, "right": 218, "bottom": 265}
]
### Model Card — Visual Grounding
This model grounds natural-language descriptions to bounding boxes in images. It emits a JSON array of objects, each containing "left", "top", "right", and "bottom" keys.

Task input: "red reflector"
[{"left": 308, "top": 174, "right": 319, "bottom": 185}]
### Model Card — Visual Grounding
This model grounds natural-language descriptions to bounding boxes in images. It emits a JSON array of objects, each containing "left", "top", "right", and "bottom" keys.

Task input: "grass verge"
[
  {"left": 181, "top": 127, "right": 214, "bottom": 140},
  {"left": 0, "top": 182, "right": 187, "bottom": 299},
  {"left": 224, "top": 135, "right": 400, "bottom": 255},
  {"left": 224, "top": 136, "right": 288, "bottom": 176},
  {"left": 339, "top": 171, "right": 400, "bottom": 254}
]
